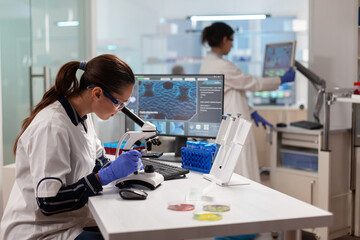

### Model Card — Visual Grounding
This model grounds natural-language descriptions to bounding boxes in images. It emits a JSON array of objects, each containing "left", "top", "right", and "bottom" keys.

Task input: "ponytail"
[{"left": 13, "top": 62, "right": 83, "bottom": 154}]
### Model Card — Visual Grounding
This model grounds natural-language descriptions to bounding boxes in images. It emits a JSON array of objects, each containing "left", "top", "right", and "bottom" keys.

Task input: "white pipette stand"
[{"left": 203, "top": 114, "right": 252, "bottom": 186}]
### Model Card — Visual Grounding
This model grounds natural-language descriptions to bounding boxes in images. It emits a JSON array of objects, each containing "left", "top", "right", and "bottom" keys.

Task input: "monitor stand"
[{"left": 156, "top": 136, "right": 187, "bottom": 162}]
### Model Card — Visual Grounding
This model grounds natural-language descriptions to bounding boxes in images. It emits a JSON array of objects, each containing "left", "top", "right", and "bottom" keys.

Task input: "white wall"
[{"left": 308, "top": 0, "right": 357, "bottom": 129}]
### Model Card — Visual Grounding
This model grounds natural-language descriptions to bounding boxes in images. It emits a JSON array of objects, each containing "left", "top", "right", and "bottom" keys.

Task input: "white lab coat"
[
  {"left": 200, "top": 52, "right": 281, "bottom": 181},
  {"left": 1, "top": 101, "right": 103, "bottom": 239}
]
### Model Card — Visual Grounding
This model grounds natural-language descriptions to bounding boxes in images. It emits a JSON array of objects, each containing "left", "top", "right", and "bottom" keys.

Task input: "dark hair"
[
  {"left": 201, "top": 22, "right": 234, "bottom": 47},
  {"left": 13, "top": 54, "right": 134, "bottom": 154}
]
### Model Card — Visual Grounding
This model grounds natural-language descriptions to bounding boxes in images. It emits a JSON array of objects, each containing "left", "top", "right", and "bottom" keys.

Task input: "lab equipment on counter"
[
  {"left": 202, "top": 203, "right": 230, "bottom": 212},
  {"left": 119, "top": 188, "right": 148, "bottom": 200},
  {"left": 141, "top": 151, "right": 163, "bottom": 158},
  {"left": 115, "top": 106, "right": 164, "bottom": 189},
  {"left": 181, "top": 141, "right": 217, "bottom": 173},
  {"left": 193, "top": 212, "right": 222, "bottom": 221},
  {"left": 116, "top": 107, "right": 161, "bottom": 155},
  {"left": 203, "top": 114, "right": 252, "bottom": 186},
  {"left": 167, "top": 202, "right": 195, "bottom": 211},
  {"left": 115, "top": 164, "right": 164, "bottom": 190},
  {"left": 140, "top": 158, "right": 189, "bottom": 180}
]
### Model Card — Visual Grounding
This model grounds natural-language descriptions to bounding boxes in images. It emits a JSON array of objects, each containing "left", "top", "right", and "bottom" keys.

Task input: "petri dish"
[
  {"left": 202, "top": 203, "right": 230, "bottom": 212},
  {"left": 168, "top": 202, "right": 195, "bottom": 211},
  {"left": 193, "top": 212, "right": 222, "bottom": 221}
]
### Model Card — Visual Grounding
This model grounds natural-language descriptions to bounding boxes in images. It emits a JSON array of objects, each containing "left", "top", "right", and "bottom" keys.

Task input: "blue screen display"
[
  {"left": 263, "top": 42, "right": 295, "bottom": 77},
  {"left": 125, "top": 74, "right": 224, "bottom": 138}
]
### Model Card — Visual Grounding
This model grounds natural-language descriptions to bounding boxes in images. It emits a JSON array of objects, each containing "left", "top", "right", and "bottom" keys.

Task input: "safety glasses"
[{"left": 87, "top": 85, "right": 130, "bottom": 111}]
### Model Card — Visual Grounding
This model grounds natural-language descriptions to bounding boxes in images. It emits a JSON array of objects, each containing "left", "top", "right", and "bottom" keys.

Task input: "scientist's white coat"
[
  {"left": 1, "top": 101, "right": 102, "bottom": 239},
  {"left": 200, "top": 52, "right": 280, "bottom": 181}
]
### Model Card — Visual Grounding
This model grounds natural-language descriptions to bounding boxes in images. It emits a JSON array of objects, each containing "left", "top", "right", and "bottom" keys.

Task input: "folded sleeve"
[{"left": 36, "top": 173, "right": 103, "bottom": 216}]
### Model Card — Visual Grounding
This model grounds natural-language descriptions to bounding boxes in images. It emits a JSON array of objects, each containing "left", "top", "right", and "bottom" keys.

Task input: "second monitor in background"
[
  {"left": 253, "top": 40, "right": 297, "bottom": 106},
  {"left": 263, "top": 40, "right": 296, "bottom": 77},
  {"left": 125, "top": 74, "right": 225, "bottom": 162}
]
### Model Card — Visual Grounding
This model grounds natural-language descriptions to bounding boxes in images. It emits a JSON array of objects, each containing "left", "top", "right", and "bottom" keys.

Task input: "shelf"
[
  {"left": 143, "top": 59, "right": 264, "bottom": 66},
  {"left": 143, "top": 59, "right": 203, "bottom": 65},
  {"left": 141, "top": 30, "right": 307, "bottom": 38},
  {"left": 336, "top": 96, "right": 360, "bottom": 104}
]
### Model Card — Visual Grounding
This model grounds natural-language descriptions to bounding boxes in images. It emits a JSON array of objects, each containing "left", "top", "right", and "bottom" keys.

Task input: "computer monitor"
[
  {"left": 262, "top": 41, "right": 296, "bottom": 77},
  {"left": 253, "top": 41, "right": 296, "bottom": 106},
  {"left": 125, "top": 74, "right": 224, "bottom": 160}
]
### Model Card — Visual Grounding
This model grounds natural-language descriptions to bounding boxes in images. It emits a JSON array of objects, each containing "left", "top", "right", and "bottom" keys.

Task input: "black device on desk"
[
  {"left": 119, "top": 188, "right": 148, "bottom": 200},
  {"left": 124, "top": 74, "right": 225, "bottom": 162},
  {"left": 290, "top": 120, "right": 323, "bottom": 130},
  {"left": 141, "top": 151, "right": 163, "bottom": 158},
  {"left": 141, "top": 158, "right": 189, "bottom": 180}
]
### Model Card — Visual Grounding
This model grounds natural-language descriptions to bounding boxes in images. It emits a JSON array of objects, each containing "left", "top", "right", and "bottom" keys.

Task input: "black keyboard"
[
  {"left": 141, "top": 158, "right": 189, "bottom": 180},
  {"left": 290, "top": 120, "right": 323, "bottom": 130},
  {"left": 141, "top": 151, "right": 163, "bottom": 158}
]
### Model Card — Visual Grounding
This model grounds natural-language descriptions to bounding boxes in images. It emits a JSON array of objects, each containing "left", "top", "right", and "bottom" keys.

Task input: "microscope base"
[{"left": 115, "top": 171, "right": 164, "bottom": 190}]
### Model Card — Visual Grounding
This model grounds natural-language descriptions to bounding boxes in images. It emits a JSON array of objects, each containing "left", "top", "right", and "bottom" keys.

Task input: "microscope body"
[{"left": 115, "top": 107, "right": 163, "bottom": 189}]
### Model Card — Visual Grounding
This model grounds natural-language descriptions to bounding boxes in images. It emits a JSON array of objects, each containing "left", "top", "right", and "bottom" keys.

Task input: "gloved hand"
[
  {"left": 251, "top": 111, "right": 273, "bottom": 130},
  {"left": 281, "top": 67, "right": 296, "bottom": 84},
  {"left": 98, "top": 150, "right": 142, "bottom": 185}
]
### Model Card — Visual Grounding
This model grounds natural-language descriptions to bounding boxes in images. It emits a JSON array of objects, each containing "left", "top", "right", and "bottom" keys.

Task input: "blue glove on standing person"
[
  {"left": 281, "top": 67, "right": 296, "bottom": 84},
  {"left": 251, "top": 111, "right": 273, "bottom": 129},
  {"left": 98, "top": 150, "right": 142, "bottom": 185}
]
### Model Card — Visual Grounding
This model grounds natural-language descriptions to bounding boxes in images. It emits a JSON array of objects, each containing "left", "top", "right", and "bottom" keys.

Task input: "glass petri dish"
[
  {"left": 167, "top": 201, "right": 195, "bottom": 211},
  {"left": 202, "top": 203, "right": 230, "bottom": 212},
  {"left": 193, "top": 212, "right": 222, "bottom": 221}
]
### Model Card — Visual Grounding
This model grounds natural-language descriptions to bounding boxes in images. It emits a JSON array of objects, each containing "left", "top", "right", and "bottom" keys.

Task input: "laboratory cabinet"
[{"left": 270, "top": 127, "right": 351, "bottom": 240}]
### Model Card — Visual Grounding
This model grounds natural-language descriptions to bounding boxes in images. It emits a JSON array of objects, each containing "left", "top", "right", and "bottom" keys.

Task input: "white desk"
[{"left": 88, "top": 171, "right": 332, "bottom": 240}]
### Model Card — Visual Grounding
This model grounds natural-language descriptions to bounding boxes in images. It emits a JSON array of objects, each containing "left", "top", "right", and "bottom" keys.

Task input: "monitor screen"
[
  {"left": 253, "top": 41, "right": 296, "bottom": 106},
  {"left": 125, "top": 74, "right": 224, "bottom": 139},
  {"left": 262, "top": 41, "right": 296, "bottom": 77}
]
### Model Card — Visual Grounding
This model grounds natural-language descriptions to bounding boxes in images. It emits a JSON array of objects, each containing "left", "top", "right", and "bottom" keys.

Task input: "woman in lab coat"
[
  {"left": 200, "top": 22, "right": 295, "bottom": 181},
  {"left": 1, "top": 54, "right": 142, "bottom": 240}
]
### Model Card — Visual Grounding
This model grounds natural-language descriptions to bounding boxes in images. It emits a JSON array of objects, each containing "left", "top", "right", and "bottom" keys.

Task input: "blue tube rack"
[{"left": 181, "top": 142, "right": 217, "bottom": 173}]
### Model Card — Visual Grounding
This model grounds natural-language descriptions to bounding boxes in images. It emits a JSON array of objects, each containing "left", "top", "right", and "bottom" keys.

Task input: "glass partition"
[{"left": 0, "top": 0, "right": 90, "bottom": 165}]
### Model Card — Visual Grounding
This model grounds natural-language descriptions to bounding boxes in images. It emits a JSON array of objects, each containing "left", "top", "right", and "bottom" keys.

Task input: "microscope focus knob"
[{"left": 144, "top": 165, "right": 155, "bottom": 173}]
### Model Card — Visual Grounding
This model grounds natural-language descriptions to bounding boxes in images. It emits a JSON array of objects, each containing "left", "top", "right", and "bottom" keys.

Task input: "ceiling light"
[
  {"left": 189, "top": 14, "right": 270, "bottom": 22},
  {"left": 56, "top": 21, "right": 79, "bottom": 27}
]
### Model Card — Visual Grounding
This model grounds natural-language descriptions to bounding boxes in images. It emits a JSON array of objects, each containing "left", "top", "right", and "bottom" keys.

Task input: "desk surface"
[{"left": 88, "top": 171, "right": 332, "bottom": 240}]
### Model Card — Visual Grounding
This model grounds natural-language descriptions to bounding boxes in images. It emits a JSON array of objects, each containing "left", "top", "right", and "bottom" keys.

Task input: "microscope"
[
  {"left": 114, "top": 107, "right": 164, "bottom": 190},
  {"left": 116, "top": 107, "right": 161, "bottom": 155}
]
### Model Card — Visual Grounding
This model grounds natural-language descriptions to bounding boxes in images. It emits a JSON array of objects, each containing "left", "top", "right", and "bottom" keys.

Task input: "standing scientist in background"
[
  {"left": 200, "top": 22, "right": 295, "bottom": 182},
  {"left": 1, "top": 54, "right": 142, "bottom": 240}
]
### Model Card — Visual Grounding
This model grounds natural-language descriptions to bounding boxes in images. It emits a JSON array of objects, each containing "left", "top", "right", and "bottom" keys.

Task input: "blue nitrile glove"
[
  {"left": 280, "top": 67, "right": 296, "bottom": 84},
  {"left": 98, "top": 150, "right": 142, "bottom": 185},
  {"left": 251, "top": 111, "right": 273, "bottom": 130}
]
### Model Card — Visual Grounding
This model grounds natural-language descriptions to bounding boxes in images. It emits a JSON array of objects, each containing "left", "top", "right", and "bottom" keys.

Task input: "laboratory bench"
[{"left": 88, "top": 168, "right": 332, "bottom": 240}]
